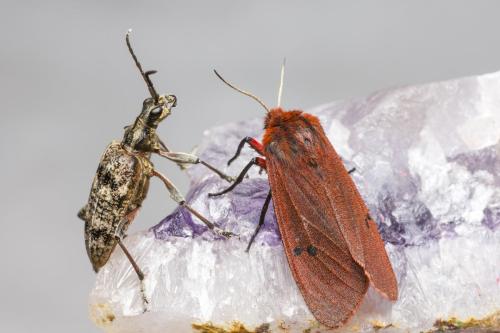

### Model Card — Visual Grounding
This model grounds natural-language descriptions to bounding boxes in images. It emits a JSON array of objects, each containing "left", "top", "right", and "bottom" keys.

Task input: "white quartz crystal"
[{"left": 89, "top": 71, "right": 500, "bottom": 332}]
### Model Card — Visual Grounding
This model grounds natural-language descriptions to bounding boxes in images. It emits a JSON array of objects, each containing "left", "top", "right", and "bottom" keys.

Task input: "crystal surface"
[{"left": 89, "top": 72, "right": 500, "bottom": 333}]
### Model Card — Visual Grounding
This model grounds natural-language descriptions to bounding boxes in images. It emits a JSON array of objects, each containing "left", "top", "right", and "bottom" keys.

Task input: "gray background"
[{"left": 1, "top": 1, "right": 499, "bottom": 332}]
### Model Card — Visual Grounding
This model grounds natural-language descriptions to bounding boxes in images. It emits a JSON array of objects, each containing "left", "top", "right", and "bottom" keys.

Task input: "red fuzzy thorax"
[{"left": 262, "top": 107, "right": 323, "bottom": 152}]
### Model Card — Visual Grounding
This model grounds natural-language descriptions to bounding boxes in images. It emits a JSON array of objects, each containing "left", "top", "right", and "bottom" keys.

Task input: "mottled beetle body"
[
  {"left": 79, "top": 141, "right": 153, "bottom": 271},
  {"left": 79, "top": 92, "right": 174, "bottom": 272}
]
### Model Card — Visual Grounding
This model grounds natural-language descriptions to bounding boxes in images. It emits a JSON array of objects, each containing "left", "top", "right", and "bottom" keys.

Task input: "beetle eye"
[
  {"left": 149, "top": 106, "right": 163, "bottom": 119},
  {"left": 150, "top": 106, "right": 163, "bottom": 116}
]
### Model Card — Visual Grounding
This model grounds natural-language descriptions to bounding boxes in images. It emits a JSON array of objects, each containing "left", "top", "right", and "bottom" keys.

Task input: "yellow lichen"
[
  {"left": 371, "top": 320, "right": 394, "bottom": 331},
  {"left": 428, "top": 310, "right": 500, "bottom": 332},
  {"left": 192, "top": 322, "right": 270, "bottom": 333},
  {"left": 350, "top": 324, "right": 361, "bottom": 332},
  {"left": 89, "top": 303, "right": 115, "bottom": 326},
  {"left": 277, "top": 320, "right": 290, "bottom": 331}
]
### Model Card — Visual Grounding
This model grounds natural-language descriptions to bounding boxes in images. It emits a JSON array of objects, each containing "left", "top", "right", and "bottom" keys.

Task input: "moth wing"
[
  {"left": 355, "top": 191, "right": 398, "bottom": 300},
  {"left": 266, "top": 123, "right": 397, "bottom": 326},
  {"left": 314, "top": 131, "right": 398, "bottom": 301},
  {"left": 267, "top": 158, "right": 369, "bottom": 327}
]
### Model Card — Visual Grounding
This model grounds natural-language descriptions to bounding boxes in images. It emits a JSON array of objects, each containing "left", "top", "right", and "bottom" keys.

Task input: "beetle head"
[
  {"left": 122, "top": 31, "right": 179, "bottom": 152},
  {"left": 125, "top": 31, "right": 178, "bottom": 128},
  {"left": 122, "top": 94, "right": 177, "bottom": 152},
  {"left": 139, "top": 94, "right": 177, "bottom": 128}
]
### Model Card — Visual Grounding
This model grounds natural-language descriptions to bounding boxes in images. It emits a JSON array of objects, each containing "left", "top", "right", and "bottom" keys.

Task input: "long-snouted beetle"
[
  {"left": 78, "top": 30, "right": 234, "bottom": 308},
  {"left": 209, "top": 63, "right": 398, "bottom": 328}
]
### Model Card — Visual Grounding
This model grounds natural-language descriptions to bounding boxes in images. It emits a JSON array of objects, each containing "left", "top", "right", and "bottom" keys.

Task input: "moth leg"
[
  {"left": 227, "top": 137, "right": 264, "bottom": 166},
  {"left": 209, "top": 157, "right": 266, "bottom": 197},
  {"left": 340, "top": 154, "right": 356, "bottom": 175},
  {"left": 246, "top": 189, "right": 272, "bottom": 252},
  {"left": 153, "top": 169, "right": 235, "bottom": 238},
  {"left": 156, "top": 150, "right": 234, "bottom": 183},
  {"left": 114, "top": 217, "right": 149, "bottom": 310}
]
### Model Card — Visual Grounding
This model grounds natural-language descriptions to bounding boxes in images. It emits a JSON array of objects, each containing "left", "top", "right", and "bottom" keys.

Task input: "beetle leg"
[
  {"left": 77, "top": 205, "right": 89, "bottom": 221},
  {"left": 199, "top": 160, "right": 235, "bottom": 182},
  {"left": 227, "top": 137, "right": 264, "bottom": 166},
  {"left": 156, "top": 150, "right": 235, "bottom": 183},
  {"left": 158, "top": 138, "right": 170, "bottom": 152},
  {"left": 153, "top": 169, "right": 235, "bottom": 238},
  {"left": 246, "top": 189, "right": 272, "bottom": 252},
  {"left": 156, "top": 140, "right": 193, "bottom": 171},
  {"left": 152, "top": 169, "right": 185, "bottom": 203},
  {"left": 209, "top": 157, "right": 266, "bottom": 197},
  {"left": 114, "top": 217, "right": 149, "bottom": 310},
  {"left": 115, "top": 238, "right": 144, "bottom": 280}
]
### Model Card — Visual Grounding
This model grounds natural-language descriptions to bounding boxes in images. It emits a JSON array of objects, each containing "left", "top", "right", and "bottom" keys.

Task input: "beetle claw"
[
  {"left": 224, "top": 175, "right": 236, "bottom": 183},
  {"left": 214, "top": 227, "right": 237, "bottom": 239}
]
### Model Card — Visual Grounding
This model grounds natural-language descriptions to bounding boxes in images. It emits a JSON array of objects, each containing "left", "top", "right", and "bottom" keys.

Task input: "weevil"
[{"left": 78, "top": 30, "right": 234, "bottom": 307}]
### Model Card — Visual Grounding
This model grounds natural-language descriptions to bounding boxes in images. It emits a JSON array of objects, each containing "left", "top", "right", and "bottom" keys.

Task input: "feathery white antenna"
[{"left": 277, "top": 57, "right": 286, "bottom": 107}]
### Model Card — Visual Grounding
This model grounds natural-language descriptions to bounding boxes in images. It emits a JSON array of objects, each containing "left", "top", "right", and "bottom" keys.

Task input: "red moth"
[{"left": 209, "top": 64, "right": 398, "bottom": 328}]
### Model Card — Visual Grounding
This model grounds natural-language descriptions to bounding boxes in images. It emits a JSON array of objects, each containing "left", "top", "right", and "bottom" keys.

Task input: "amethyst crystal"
[{"left": 89, "top": 72, "right": 500, "bottom": 333}]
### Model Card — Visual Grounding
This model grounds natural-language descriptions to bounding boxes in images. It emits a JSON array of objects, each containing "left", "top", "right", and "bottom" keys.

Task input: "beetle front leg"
[
  {"left": 156, "top": 150, "right": 235, "bottom": 183},
  {"left": 152, "top": 169, "right": 235, "bottom": 238},
  {"left": 158, "top": 138, "right": 170, "bottom": 153}
]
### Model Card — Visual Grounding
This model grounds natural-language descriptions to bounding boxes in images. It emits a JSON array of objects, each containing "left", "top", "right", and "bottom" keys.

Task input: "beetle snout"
[
  {"left": 158, "top": 94, "right": 177, "bottom": 108},
  {"left": 166, "top": 94, "right": 177, "bottom": 107}
]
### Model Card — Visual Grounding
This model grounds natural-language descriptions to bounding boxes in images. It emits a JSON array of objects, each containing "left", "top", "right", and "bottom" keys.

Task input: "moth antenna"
[
  {"left": 213, "top": 69, "right": 270, "bottom": 113},
  {"left": 277, "top": 57, "right": 286, "bottom": 107},
  {"left": 125, "top": 29, "right": 160, "bottom": 101}
]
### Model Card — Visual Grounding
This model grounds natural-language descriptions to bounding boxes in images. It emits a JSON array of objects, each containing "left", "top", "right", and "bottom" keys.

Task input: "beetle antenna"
[
  {"left": 213, "top": 69, "right": 270, "bottom": 113},
  {"left": 126, "top": 29, "right": 160, "bottom": 101},
  {"left": 277, "top": 57, "right": 286, "bottom": 107}
]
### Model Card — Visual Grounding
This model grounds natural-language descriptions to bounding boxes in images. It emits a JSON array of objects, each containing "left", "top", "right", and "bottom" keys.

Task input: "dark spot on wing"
[
  {"left": 293, "top": 246, "right": 303, "bottom": 256},
  {"left": 307, "top": 245, "right": 317, "bottom": 256}
]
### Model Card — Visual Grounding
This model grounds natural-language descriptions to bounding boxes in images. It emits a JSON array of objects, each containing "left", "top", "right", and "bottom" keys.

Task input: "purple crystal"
[{"left": 152, "top": 177, "right": 282, "bottom": 246}]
